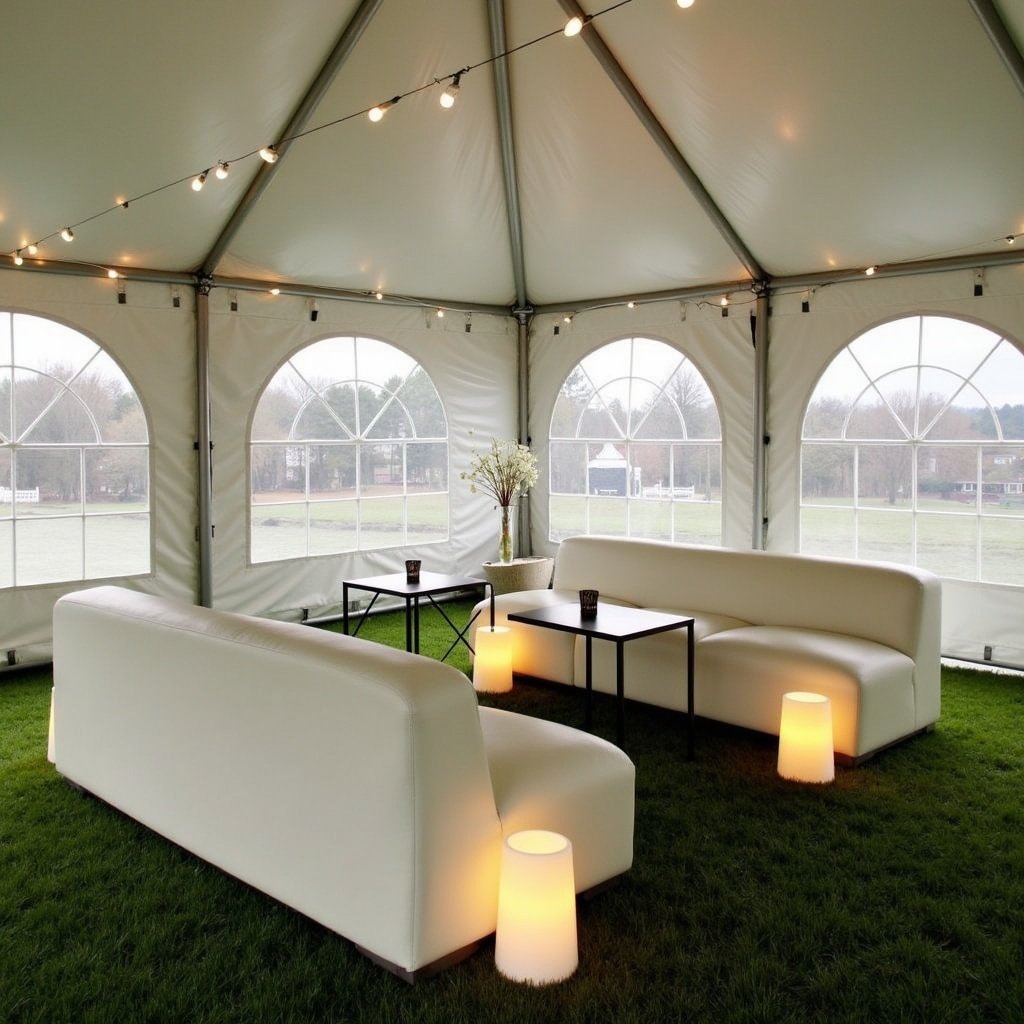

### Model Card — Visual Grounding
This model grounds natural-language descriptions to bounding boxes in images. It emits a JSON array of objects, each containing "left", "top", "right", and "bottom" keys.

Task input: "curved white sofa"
[
  {"left": 51, "top": 586, "right": 634, "bottom": 981},
  {"left": 473, "top": 537, "right": 942, "bottom": 764}
]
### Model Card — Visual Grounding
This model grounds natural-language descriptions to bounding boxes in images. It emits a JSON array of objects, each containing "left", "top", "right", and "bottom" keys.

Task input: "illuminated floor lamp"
[
  {"left": 777, "top": 691, "right": 834, "bottom": 784},
  {"left": 495, "top": 830, "right": 578, "bottom": 985},
  {"left": 473, "top": 626, "right": 513, "bottom": 694}
]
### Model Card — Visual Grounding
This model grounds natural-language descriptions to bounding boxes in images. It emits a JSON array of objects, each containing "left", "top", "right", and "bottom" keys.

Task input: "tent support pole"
[
  {"left": 752, "top": 288, "right": 770, "bottom": 550},
  {"left": 515, "top": 308, "right": 532, "bottom": 555},
  {"left": 969, "top": 0, "right": 1024, "bottom": 100},
  {"left": 195, "top": 279, "right": 214, "bottom": 607}
]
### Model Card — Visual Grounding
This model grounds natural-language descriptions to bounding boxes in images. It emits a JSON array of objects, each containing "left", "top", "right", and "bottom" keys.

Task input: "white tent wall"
[
  {"left": 528, "top": 301, "right": 756, "bottom": 555},
  {"left": 0, "top": 272, "right": 198, "bottom": 665},
  {"left": 766, "top": 264, "right": 1024, "bottom": 668},
  {"left": 207, "top": 293, "right": 517, "bottom": 620}
]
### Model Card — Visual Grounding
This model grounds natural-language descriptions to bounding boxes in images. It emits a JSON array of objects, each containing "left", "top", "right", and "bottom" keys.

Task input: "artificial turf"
[{"left": 1, "top": 601, "right": 1022, "bottom": 1023}]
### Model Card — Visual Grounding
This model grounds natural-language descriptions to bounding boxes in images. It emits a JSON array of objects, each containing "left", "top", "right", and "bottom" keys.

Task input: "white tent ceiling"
[{"left": 4, "top": 0, "right": 1024, "bottom": 309}]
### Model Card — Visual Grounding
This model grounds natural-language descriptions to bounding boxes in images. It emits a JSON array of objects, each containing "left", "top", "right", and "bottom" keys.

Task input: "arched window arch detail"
[
  {"left": 800, "top": 315, "right": 1024, "bottom": 584},
  {"left": 250, "top": 336, "right": 448, "bottom": 562},
  {"left": 0, "top": 311, "right": 150, "bottom": 588},
  {"left": 548, "top": 336, "right": 722, "bottom": 545}
]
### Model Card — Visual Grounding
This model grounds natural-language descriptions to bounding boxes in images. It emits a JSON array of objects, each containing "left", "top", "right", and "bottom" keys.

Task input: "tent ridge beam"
[
  {"left": 969, "top": 0, "right": 1024, "bottom": 100},
  {"left": 217, "top": 276, "right": 510, "bottom": 316},
  {"left": 532, "top": 278, "right": 755, "bottom": 315},
  {"left": 555, "top": 0, "right": 764, "bottom": 282},
  {"left": 200, "top": 0, "right": 385, "bottom": 276},
  {"left": 487, "top": 0, "right": 529, "bottom": 309}
]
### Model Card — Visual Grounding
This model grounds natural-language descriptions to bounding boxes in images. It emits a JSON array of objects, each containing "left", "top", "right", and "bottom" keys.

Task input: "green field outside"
[{"left": 549, "top": 495, "right": 722, "bottom": 546}]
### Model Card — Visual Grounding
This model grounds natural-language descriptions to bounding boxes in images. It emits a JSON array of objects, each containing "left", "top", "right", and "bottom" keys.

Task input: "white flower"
[{"left": 461, "top": 438, "right": 539, "bottom": 507}]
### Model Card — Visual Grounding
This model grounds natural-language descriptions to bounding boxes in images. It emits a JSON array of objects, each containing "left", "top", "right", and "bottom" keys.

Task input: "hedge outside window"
[
  {"left": 549, "top": 337, "right": 722, "bottom": 545},
  {"left": 0, "top": 312, "right": 150, "bottom": 588},
  {"left": 800, "top": 315, "right": 1024, "bottom": 585},
  {"left": 250, "top": 336, "right": 448, "bottom": 562}
]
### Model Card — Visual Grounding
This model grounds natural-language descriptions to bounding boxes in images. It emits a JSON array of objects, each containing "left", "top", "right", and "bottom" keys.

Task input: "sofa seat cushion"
[
  {"left": 479, "top": 706, "right": 634, "bottom": 891},
  {"left": 474, "top": 589, "right": 638, "bottom": 685},
  {"left": 697, "top": 626, "right": 917, "bottom": 758},
  {"left": 572, "top": 609, "right": 751, "bottom": 711}
]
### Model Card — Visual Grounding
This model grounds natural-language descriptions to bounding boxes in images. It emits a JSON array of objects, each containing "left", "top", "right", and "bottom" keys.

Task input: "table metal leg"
[
  {"left": 413, "top": 598, "right": 421, "bottom": 654},
  {"left": 342, "top": 584, "right": 349, "bottom": 636},
  {"left": 405, "top": 597, "right": 413, "bottom": 652},
  {"left": 616, "top": 640, "right": 625, "bottom": 748},
  {"left": 687, "top": 620, "right": 695, "bottom": 760},
  {"left": 585, "top": 635, "right": 593, "bottom": 732}
]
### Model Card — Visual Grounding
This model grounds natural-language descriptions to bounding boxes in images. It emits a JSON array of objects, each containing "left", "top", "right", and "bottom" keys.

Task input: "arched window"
[
  {"left": 250, "top": 336, "right": 448, "bottom": 562},
  {"left": 0, "top": 312, "right": 150, "bottom": 588},
  {"left": 801, "top": 315, "right": 1024, "bottom": 585},
  {"left": 549, "top": 336, "right": 722, "bottom": 544}
]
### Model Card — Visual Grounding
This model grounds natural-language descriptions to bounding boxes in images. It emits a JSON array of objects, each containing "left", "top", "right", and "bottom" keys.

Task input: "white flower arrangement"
[{"left": 461, "top": 438, "right": 539, "bottom": 507}]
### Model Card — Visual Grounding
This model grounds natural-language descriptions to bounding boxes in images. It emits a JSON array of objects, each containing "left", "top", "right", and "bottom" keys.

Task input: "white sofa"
[
  {"left": 473, "top": 537, "right": 942, "bottom": 763},
  {"left": 50, "top": 586, "right": 634, "bottom": 981}
]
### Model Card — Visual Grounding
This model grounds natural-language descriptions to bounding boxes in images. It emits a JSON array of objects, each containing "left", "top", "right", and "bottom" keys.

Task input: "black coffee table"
[
  {"left": 342, "top": 572, "right": 493, "bottom": 660},
  {"left": 507, "top": 602, "right": 696, "bottom": 756}
]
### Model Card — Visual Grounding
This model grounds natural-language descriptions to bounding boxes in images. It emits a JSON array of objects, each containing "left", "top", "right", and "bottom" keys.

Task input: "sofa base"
[{"left": 355, "top": 939, "right": 484, "bottom": 984}]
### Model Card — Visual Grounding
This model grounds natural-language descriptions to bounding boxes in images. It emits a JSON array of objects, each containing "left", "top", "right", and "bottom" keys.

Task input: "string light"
[
  {"left": 191, "top": 170, "right": 208, "bottom": 192},
  {"left": 215, "top": 162, "right": 230, "bottom": 180},
  {"left": 375, "top": 291, "right": 384, "bottom": 301},
  {"left": 13, "top": 251, "right": 23, "bottom": 266},
  {"left": 369, "top": 97, "right": 400, "bottom": 123},
  {"left": 865, "top": 265, "right": 877, "bottom": 276},
  {"left": 627, "top": 300, "right": 636, "bottom": 309},
  {"left": 440, "top": 71, "right": 464, "bottom": 109},
  {"left": 107, "top": 268, "right": 119, "bottom": 279},
  {"left": 60, "top": 227, "right": 74, "bottom": 242},
  {"left": 258, "top": 145, "right": 279, "bottom": 164},
  {"left": 676, "top": 0, "right": 696, "bottom": 7},
  {"left": 269, "top": 287, "right": 281, "bottom": 295},
  {"left": 564, "top": 15, "right": 585, "bottom": 36},
  {"left": 1006, "top": 235, "right": 1017, "bottom": 245},
  {"left": 436, "top": 307, "right": 445, "bottom": 318},
  {"left": 27, "top": 244, "right": 38, "bottom": 255}
]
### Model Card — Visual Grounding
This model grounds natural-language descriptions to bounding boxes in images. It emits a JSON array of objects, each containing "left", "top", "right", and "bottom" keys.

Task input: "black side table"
[
  {"left": 342, "top": 571, "right": 493, "bottom": 660},
  {"left": 507, "top": 602, "right": 696, "bottom": 756}
]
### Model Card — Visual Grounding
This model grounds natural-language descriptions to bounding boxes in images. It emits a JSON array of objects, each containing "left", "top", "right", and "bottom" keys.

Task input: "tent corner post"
[{"left": 195, "top": 277, "right": 214, "bottom": 607}]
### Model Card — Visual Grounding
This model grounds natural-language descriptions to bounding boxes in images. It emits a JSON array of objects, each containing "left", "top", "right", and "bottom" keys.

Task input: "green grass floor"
[{"left": 2, "top": 601, "right": 1022, "bottom": 1023}]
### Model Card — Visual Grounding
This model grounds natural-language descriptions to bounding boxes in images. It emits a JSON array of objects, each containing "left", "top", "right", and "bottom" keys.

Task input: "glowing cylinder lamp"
[
  {"left": 47, "top": 687, "right": 56, "bottom": 764},
  {"left": 472, "top": 626, "right": 512, "bottom": 693},
  {"left": 495, "top": 830, "right": 578, "bottom": 984},
  {"left": 777, "top": 691, "right": 834, "bottom": 783}
]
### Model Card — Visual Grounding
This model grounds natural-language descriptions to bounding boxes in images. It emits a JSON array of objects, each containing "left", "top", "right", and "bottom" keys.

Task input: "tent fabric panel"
[
  {"left": 506, "top": 1, "right": 746, "bottom": 305},
  {"left": 0, "top": 0, "right": 357, "bottom": 273},
  {"left": 218, "top": 0, "right": 516, "bottom": 305},
  {"left": 528, "top": 302, "right": 755, "bottom": 556},
  {"left": 208, "top": 293, "right": 517, "bottom": 619},
  {"left": 766, "top": 264, "right": 1024, "bottom": 667},
  {"left": 605, "top": 0, "right": 1024, "bottom": 278},
  {"left": 0, "top": 273, "right": 198, "bottom": 662}
]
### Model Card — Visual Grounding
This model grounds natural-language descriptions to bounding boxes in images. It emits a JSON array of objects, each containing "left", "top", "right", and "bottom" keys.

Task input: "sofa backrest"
[
  {"left": 52, "top": 586, "right": 503, "bottom": 973},
  {"left": 553, "top": 536, "right": 941, "bottom": 667}
]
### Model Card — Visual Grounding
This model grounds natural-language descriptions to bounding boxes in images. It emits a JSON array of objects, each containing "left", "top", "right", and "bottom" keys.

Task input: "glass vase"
[{"left": 497, "top": 503, "right": 517, "bottom": 564}]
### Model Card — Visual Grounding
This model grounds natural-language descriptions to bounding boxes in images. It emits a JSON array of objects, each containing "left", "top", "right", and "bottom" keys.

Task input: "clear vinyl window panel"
[
  {"left": 549, "top": 337, "right": 722, "bottom": 545},
  {"left": 800, "top": 315, "right": 1024, "bottom": 585},
  {"left": 0, "top": 311, "right": 151, "bottom": 588},
  {"left": 250, "top": 336, "right": 449, "bottom": 562}
]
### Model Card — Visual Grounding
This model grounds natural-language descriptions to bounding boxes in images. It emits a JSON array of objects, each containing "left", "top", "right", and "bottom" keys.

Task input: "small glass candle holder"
[
  {"left": 405, "top": 559, "right": 421, "bottom": 584},
  {"left": 579, "top": 589, "right": 599, "bottom": 619}
]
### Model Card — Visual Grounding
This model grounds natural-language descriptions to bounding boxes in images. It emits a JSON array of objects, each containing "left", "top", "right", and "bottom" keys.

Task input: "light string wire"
[{"left": 5, "top": 0, "right": 636, "bottom": 264}]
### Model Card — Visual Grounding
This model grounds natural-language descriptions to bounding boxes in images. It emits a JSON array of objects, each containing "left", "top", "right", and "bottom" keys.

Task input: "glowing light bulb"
[
  {"left": 107, "top": 268, "right": 118, "bottom": 279},
  {"left": 440, "top": 84, "right": 459, "bottom": 109},
  {"left": 436, "top": 308, "right": 445, "bottom": 318},
  {"left": 676, "top": 0, "right": 696, "bottom": 8},
  {"left": 269, "top": 287, "right": 281, "bottom": 296},
  {"left": 720, "top": 295, "right": 729, "bottom": 307},
  {"left": 27, "top": 244, "right": 38, "bottom": 255},
  {"left": 1006, "top": 235, "right": 1016, "bottom": 245},
  {"left": 191, "top": 171, "right": 207, "bottom": 192},
  {"left": 216, "top": 162, "right": 230, "bottom": 180},
  {"left": 61, "top": 227, "right": 74, "bottom": 242},
  {"left": 563, "top": 314, "right": 573, "bottom": 324},
  {"left": 259, "top": 145, "right": 279, "bottom": 164},
  {"left": 627, "top": 301, "right": 636, "bottom": 309},
  {"left": 865, "top": 265, "right": 876, "bottom": 276},
  {"left": 13, "top": 251, "right": 23, "bottom": 266},
  {"left": 564, "top": 15, "right": 583, "bottom": 36},
  {"left": 375, "top": 291, "right": 384, "bottom": 301}
]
